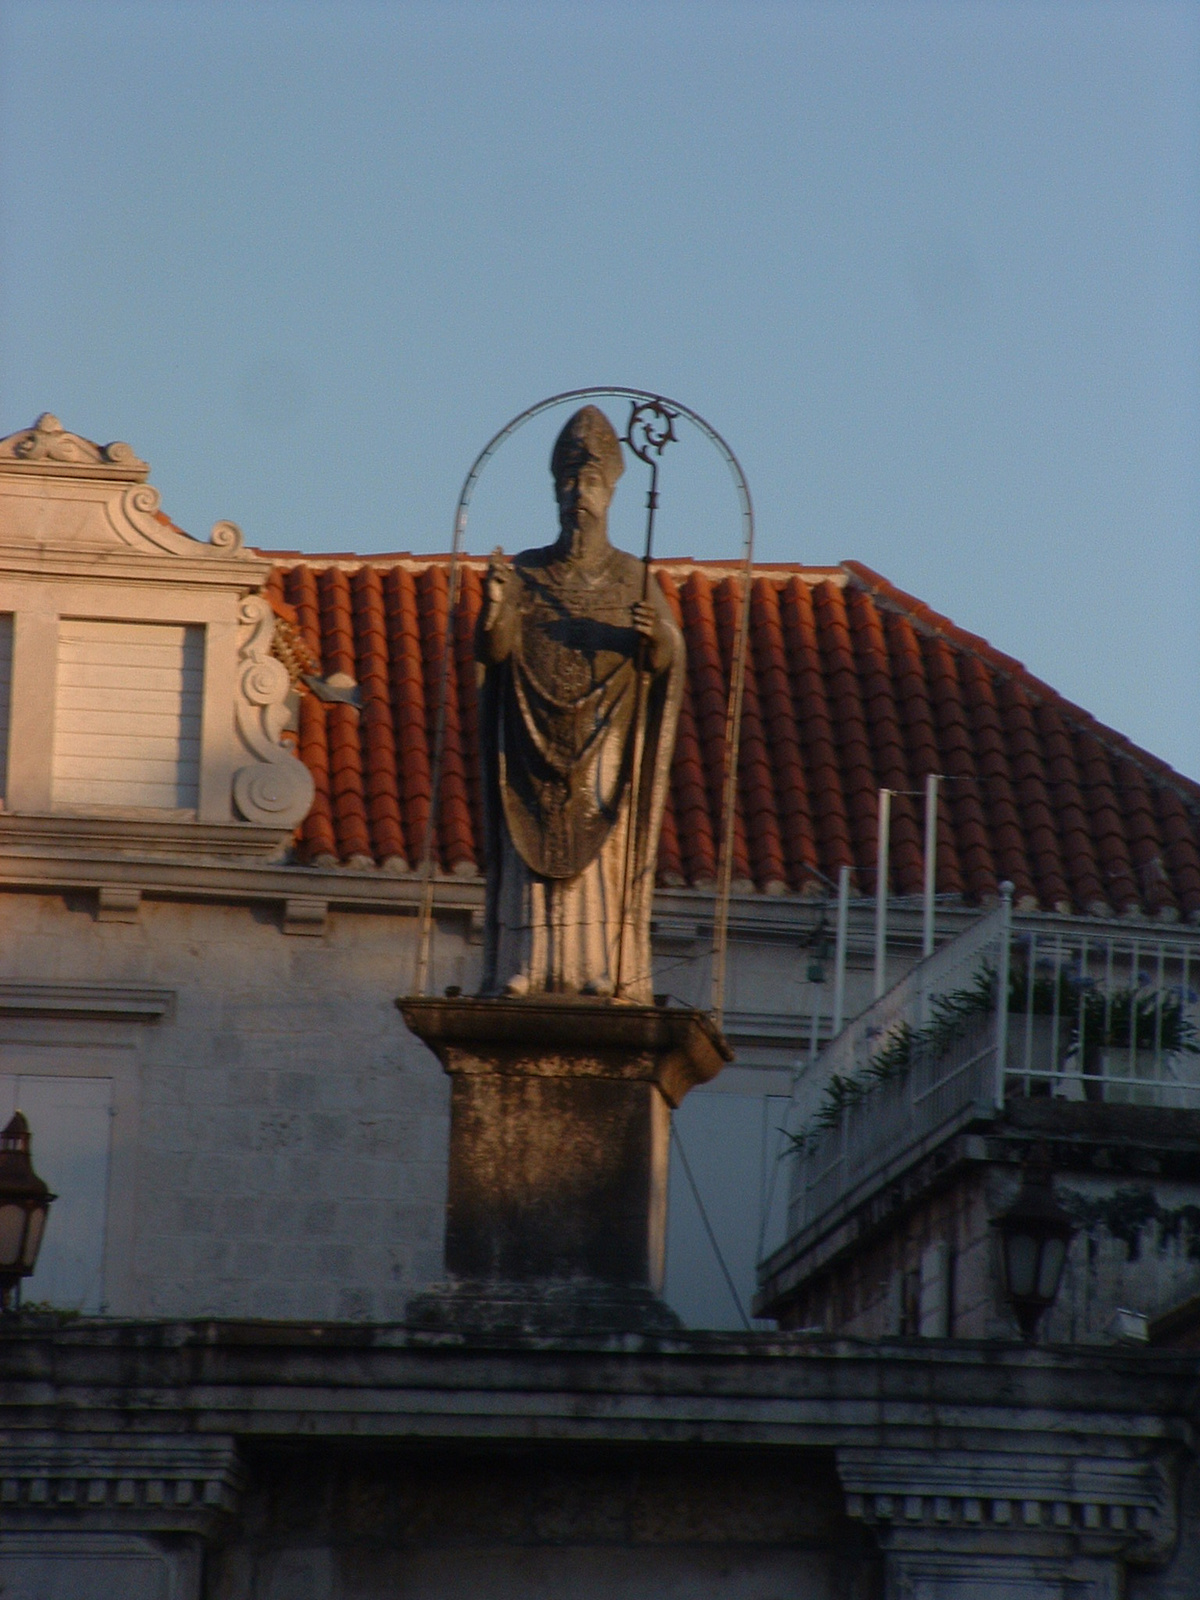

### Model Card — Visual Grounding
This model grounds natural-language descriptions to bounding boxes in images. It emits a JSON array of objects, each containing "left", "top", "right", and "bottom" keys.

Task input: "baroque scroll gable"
[
  {"left": 105, "top": 481, "right": 246, "bottom": 562},
  {"left": 0, "top": 414, "right": 149, "bottom": 480},
  {"left": 233, "top": 596, "right": 316, "bottom": 828},
  {"left": 0, "top": 414, "right": 257, "bottom": 575}
]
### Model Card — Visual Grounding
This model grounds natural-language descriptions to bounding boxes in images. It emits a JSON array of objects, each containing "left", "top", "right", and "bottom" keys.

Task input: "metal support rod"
[
  {"left": 412, "top": 533, "right": 464, "bottom": 998},
  {"left": 615, "top": 421, "right": 669, "bottom": 997},
  {"left": 832, "top": 864, "right": 851, "bottom": 1036},
  {"left": 710, "top": 541, "right": 754, "bottom": 1028},
  {"left": 874, "top": 788, "right": 891, "bottom": 1001},
  {"left": 922, "top": 772, "right": 939, "bottom": 959}
]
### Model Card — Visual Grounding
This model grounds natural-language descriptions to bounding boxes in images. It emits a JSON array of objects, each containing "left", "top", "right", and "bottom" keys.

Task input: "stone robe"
[{"left": 478, "top": 544, "right": 684, "bottom": 1002}]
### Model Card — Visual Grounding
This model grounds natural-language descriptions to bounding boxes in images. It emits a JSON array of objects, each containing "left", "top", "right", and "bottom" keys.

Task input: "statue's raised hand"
[
  {"left": 479, "top": 548, "right": 517, "bottom": 662},
  {"left": 484, "top": 548, "right": 511, "bottom": 623},
  {"left": 632, "top": 599, "right": 672, "bottom": 671}
]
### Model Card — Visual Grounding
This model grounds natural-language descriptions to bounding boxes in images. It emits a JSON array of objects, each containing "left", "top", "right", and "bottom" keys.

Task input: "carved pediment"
[
  {"left": 0, "top": 414, "right": 149, "bottom": 481},
  {"left": 0, "top": 413, "right": 255, "bottom": 576}
]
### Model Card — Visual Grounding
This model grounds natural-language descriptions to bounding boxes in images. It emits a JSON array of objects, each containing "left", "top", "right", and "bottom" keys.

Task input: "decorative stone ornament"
[
  {"left": 0, "top": 1113, "right": 55, "bottom": 1311},
  {"left": 232, "top": 595, "right": 315, "bottom": 827},
  {"left": 0, "top": 413, "right": 149, "bottom": 480},
  {"left": 0, "top": 415, "right": 315, "bottom": 844}
]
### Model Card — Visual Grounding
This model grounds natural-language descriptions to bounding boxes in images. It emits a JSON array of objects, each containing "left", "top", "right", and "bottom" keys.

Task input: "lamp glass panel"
[
  {"left": 1005, "top": 1232, "right": 1039, "bottom": 1299},
  {"left": 21, "top": 1205, "right": 46, "bottom": 1268},
  {"left": 1036, "top": 1234, "right": 1067, "bottom": 1301},
  {"left": 0, "top": 1204, "right": 24, "bottom": 1268}
]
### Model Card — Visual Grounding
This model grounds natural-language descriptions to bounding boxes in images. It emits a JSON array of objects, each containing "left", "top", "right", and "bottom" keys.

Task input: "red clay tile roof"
[{"left": 260, "top": 555, "right": 1200, "bottom": 920}]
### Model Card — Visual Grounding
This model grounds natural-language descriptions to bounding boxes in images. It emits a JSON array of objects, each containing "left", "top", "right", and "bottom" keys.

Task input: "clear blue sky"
[{"left": 3, "top": 0, "right": 1197, "bottom": 777}]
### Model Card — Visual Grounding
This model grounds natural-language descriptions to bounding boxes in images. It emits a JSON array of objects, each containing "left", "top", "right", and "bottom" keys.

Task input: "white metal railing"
[{"left": 786, "top": 892, "right": 1200, "bottom": 1238}]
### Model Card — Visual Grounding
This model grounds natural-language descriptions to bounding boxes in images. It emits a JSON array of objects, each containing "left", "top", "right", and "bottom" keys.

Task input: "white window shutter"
[{"left": 53, "top": 620, "right": 203, "bottom": 810}]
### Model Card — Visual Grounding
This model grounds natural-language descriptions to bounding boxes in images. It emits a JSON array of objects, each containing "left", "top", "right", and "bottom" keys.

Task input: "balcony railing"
[{"left": 786, "top": 890, "right": 1200, "bottom": 1238}]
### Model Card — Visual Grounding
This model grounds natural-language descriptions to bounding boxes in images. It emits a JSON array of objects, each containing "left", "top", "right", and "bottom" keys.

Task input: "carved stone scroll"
[
  {"left": 0, "top": 413, "right": 149, "bottom": 480},
  {"left": 106, "top": 483, "right": 246, "bottom": 560},
  {"left": 232, "top": 596, "right": 315, "bottom": 828}
]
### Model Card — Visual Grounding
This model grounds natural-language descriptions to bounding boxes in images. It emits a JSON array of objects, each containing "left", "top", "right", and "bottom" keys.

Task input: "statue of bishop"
[{"left": 477, "top": 406, "right": 685, "bottom": 1003}]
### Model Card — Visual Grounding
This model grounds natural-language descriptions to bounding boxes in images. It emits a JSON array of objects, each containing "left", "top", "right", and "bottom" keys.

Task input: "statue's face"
[{"left": 555, "top": 456, "right": 614, "bottom": 528}]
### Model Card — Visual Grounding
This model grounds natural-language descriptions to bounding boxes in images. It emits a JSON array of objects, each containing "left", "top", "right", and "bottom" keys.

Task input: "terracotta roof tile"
[
  {"left": 779, "top": 577, "right": 856, "bottom": 887},
  {"left": 1032, "top": 696, "right": 1108, "bottom": 913},
  {"left": 1113, "top": 754, "right": 1178, "bottom": 918},
  {"left": 283, "top": 566, "right": 337, "bottom": 865},
  {"left": 1155, "top": 788, "right": 1200, "bottom": 920},
  {"left": 418, "top": 566, "right": 474, "bottom": 876},
  {"left": 715, "top": 576, "right": 786, "bottom": 893},
  {"left": 1075, "top": 730, "right": 1140, "bottom": 914},
  {"left": 382, "top": 567, "right": 431, "bottom": 864},
  {"left": 995, "top": 675, "right": 1071, "bottom": 912},
  {"left": 920, "top": 632, "right": 998, "bottom": 902},
  {"left": 957, "top": 653, "right": 1036, "bottom": 905},
  {"left": 261, "top": 552, "right": 1200, "bottom": 920},
  {"left": 351, "top": 567, "right": 406, "bottom": 870},
  {"left": 657, "top": 571, "right": 717, "bottom": 886},
  {"left": 813, "top": 581, "right": 881, "bottom": 892},
  {"left": 846, "top": 586, "right": 922, "bottom": 894},
  {"left": 319, "top": 569, "right": 371, "bottom": 866},
  {"left": 682, "top": 573, "right": 752, "bottom": 887},
  {"left": 881, "top": 610, "right": 963, "bottom": 897},
  {"left": 751, "top": 579, "right": 820, "bottom": 892}
]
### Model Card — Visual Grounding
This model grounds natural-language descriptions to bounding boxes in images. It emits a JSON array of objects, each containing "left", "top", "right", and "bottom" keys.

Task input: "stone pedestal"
[{"left": 398, "top": 998, "right": 730, "bottom": 1333}]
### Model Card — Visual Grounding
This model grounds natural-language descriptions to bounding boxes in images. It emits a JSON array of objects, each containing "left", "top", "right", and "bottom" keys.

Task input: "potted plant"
[{"left": 1077, "top": 986, "right": 1200, "bottom": 1105}]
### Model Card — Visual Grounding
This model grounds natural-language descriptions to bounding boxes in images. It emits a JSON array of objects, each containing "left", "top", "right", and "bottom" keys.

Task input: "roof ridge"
[
  {"left": 256, "top": 549, "right": 848, "bottom": 583},
  {"left": 840, "top": 560, "right": 1200, "bottom": 814}
]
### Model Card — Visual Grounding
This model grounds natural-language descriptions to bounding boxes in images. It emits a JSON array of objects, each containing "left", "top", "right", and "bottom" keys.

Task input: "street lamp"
[
  {"left": 0, "top": 1113, "right": 54, "bottom": 1313},
  {"left": 991, "top": 1156, "right": 1075, "bottom": 1342}
]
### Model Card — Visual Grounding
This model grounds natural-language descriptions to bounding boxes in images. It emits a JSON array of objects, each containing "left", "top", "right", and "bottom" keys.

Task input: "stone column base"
[{"left": 399, "top": 997, "right": 730, "bottom": 1333}]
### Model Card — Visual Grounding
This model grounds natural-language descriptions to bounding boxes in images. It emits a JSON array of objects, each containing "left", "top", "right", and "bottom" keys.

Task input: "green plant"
[
  {"left": 1078, "top": 987, "right": 1199, "bottom": 1057},
  {"left": 786, "top": 959, "right": 1199, "bottom": 1156}
]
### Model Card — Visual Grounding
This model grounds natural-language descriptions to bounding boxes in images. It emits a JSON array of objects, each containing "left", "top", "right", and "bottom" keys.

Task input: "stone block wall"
[
  {"left": 771, "top": 1155, "right": 1200, "bottom": 1344},
  {"left": 0, "top": 892, "right": 457, "bottom": 1320}
]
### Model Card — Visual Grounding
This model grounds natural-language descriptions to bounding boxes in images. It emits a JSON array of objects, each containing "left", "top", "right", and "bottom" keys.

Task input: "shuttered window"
[
  {"left": 0, "top": 614, "right": 12, "bottom": 802},
  {"left": 52, "top": 620, "right": 203, "bottom": 810}
]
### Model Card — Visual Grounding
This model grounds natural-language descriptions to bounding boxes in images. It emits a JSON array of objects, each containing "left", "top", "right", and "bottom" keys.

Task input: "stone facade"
[
  {"left": 3, "top": 415, "right": 1200, "bottom": 1595},
  {"left": 0, "top": 1320, "right": 1194, "bottom": 1600}
]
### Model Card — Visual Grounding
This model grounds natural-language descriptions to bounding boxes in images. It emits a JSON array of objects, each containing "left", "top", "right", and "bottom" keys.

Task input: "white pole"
[
  {"left": 832, "top": 864, "right": 851, "bottom": 1035},
  {"left": 923, "top": 772, "right": 939, "bottom": 960},
  {"left": 874, "top": 788, "right": 891, "bottom": 1001},
  {"left": 995, "top": 882, "right": 1014, "bottom": 1110}
]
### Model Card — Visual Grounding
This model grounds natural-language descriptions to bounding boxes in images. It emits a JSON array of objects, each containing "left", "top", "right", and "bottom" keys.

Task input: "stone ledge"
[
  {"left": 0, "top": 981, "right": 175, "bottom": 1021},
  {"left": 0, "top": 812, "right": 290, "bottom": 861},
  {"left": 406, "top": 1279, "right": 683, "bottom": 1338},
  {"left": 0, "top": 1438, "right": 241, "bottom": 1537},
  {"left": 399, "top": 997, "right": 731, "bottom": 1107},
  {"left": 838, "top": 1444, "right": 1176, "bottom": 1562}
]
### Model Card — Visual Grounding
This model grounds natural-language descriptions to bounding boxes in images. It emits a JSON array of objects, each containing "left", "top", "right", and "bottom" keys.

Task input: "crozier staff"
[{"left": 476, "top": 406, "right": 684, "bottom": 1001}]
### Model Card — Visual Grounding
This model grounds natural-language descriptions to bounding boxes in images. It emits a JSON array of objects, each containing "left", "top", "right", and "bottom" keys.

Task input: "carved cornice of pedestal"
[
  {"left": 399, "top": 996, "right": 732, "bottom": 1107},
  {"left": 837, "top": 1445, "right": 1179, "bottom": 1565},
  {"left": 0, "top": 1437, "right": 242, "bottom": 1540},
  {"left": 0, "top": 414, "right": 149, "bottom": 480}
]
